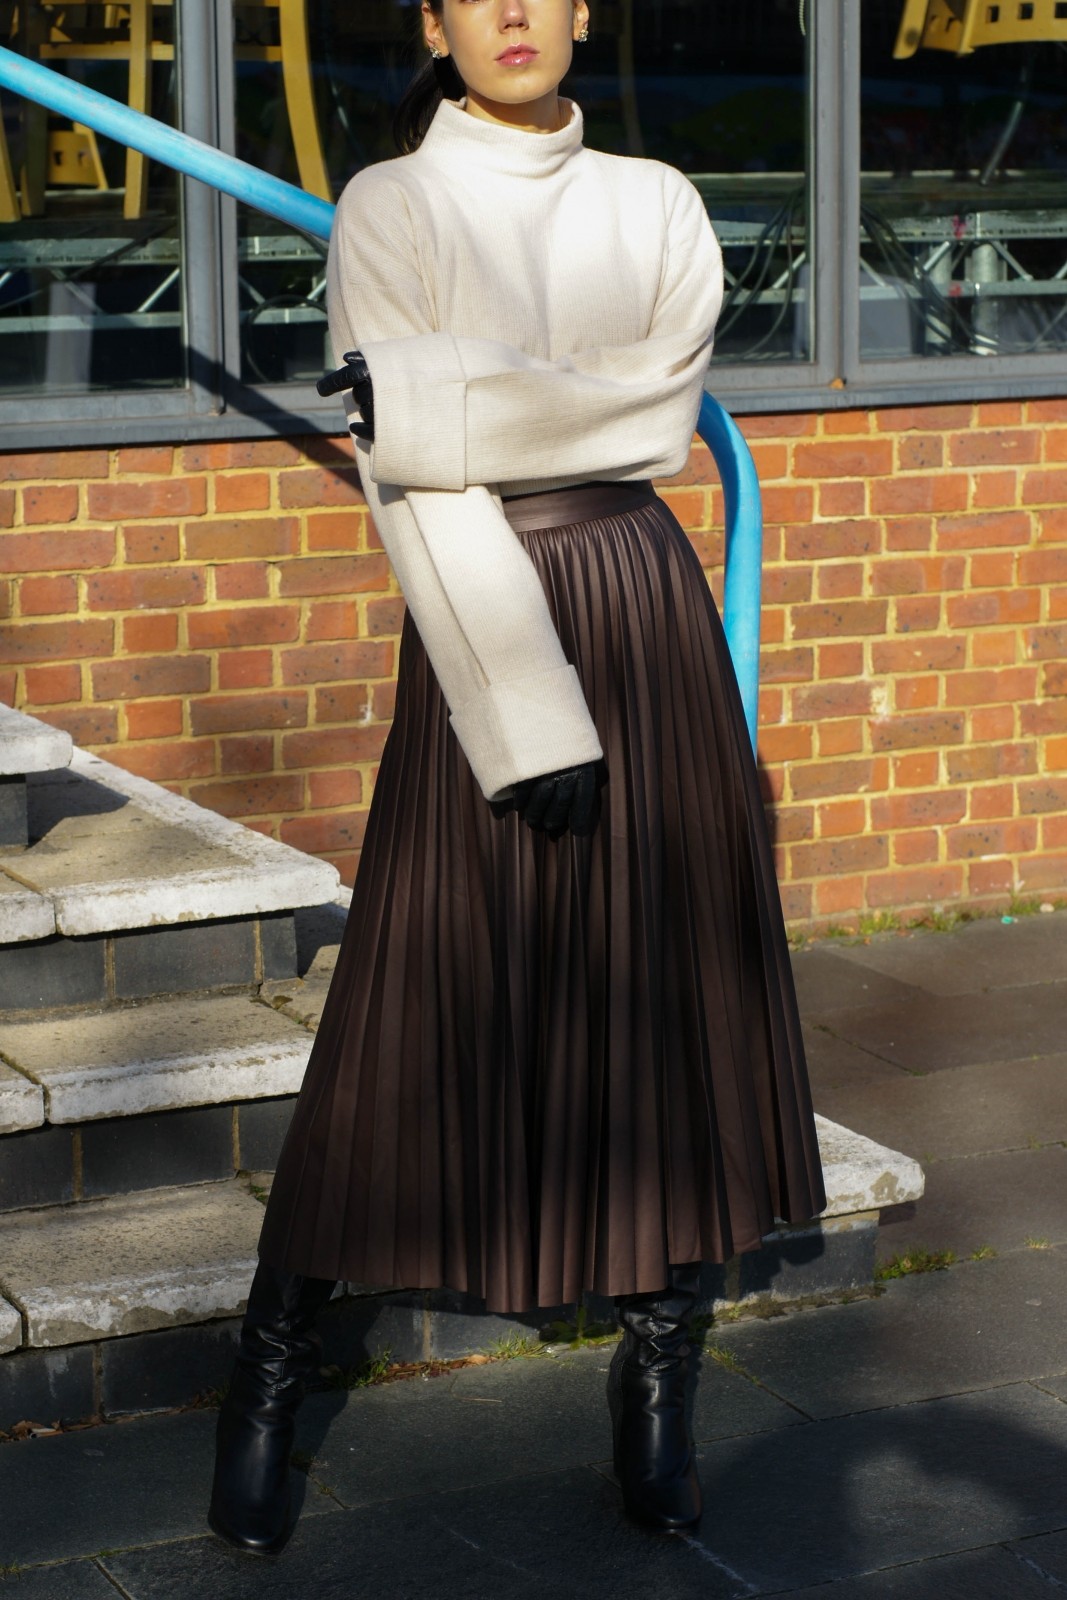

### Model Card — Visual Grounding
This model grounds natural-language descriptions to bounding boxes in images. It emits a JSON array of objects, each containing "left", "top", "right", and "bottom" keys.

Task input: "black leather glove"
[
  {"left": 316, "top": 349, "right": 375, "bottom": 440},
  {"left": 510, "top": 760, "right": 606, "bottom": 837}
]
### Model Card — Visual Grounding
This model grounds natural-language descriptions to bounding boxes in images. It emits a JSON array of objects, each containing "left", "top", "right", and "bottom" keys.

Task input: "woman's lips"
[{"left": 497, "top": 48, "right": 538, "bottom": 64}]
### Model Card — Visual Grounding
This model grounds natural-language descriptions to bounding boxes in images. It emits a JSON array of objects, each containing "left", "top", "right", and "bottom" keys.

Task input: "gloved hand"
[
  {"left": 316, "top": 350, "right": 375, "bottom": 440},
  {"left": 510, "top": 760, "right": 606, "bottom": 837}
]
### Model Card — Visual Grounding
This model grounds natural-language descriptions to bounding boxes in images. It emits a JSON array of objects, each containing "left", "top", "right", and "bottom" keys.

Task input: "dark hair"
[{"left": 392, "top": 5, "right": 466, "bottom": 156}]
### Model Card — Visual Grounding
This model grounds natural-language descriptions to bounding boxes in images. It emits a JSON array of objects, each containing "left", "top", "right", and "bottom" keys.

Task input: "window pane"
[
  {"left": 572, "top": 1, "right": 812, "bottom": 364},
  {"left": 0, "top": 1, "right": 184, "bottom": 395},
  {"left": 232, "top": 0, "right": 813, "bottom": 386},
  {"left": 861, "top": 0, "right": 1067, "bottom": 360}
]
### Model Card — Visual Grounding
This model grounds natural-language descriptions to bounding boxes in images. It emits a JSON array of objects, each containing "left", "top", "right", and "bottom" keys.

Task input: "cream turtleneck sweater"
[{"left": 326, "top": 94, "right": 724, "bottom": 801}]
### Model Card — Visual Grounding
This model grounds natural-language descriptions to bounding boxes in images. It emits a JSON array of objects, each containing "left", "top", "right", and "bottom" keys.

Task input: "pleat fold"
[{"left": 258, "top": 485, "right": 826, "bottom": 1313}]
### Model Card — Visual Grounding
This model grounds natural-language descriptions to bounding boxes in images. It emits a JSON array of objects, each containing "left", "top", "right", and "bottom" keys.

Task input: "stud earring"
[
  {"left": 577, "top": 25, "right": 589, "bottom": 41},
  {"left": 430, "top": 45, "right": 442, "bottom": 58}
]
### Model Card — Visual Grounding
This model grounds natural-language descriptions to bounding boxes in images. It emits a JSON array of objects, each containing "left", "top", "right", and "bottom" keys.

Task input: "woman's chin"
[{"left": 464, "top": 60, "right": 565, "bottom": 103}]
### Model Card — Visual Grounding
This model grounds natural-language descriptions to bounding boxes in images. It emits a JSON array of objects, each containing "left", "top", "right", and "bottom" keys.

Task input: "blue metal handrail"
[
  {"left": 0, "top": 47, "right": 334, "bottom": 238},
  {"left": 0, "top": 43, "right": 762, "bottom": 750},
  {"left": 697, "top": 394, "right": 763, "bottom": 751}
]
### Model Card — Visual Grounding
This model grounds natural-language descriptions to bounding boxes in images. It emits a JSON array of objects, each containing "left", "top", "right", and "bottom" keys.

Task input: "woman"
[{"left": 209, "top": 0, "right": 826, "bottom": 1555}]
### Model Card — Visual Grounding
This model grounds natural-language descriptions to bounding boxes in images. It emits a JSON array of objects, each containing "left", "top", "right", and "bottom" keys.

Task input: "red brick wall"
[{"left": 3, "top": 398, "right": 1066, "bottom": 930}]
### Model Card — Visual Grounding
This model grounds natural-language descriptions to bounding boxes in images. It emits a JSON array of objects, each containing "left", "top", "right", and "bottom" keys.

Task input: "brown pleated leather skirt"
[{"left": 258, "top": 479, "right": 826, "bottom": 1313}]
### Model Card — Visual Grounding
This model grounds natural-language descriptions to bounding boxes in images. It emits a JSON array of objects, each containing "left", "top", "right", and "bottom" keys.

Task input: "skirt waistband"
[{"left": 500, "top": 479, "right": 657, "bottom": 532}]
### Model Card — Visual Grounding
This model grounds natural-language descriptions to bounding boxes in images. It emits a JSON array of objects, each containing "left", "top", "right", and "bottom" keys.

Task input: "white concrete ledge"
[
  {"left": 0, "top": 1295, "right": 21, "bottom": 1354},
  {"left": 815, "top": 1112, "right": 925, "bottom": 1217},
  {"left": 0, "top": 993, "right": 313, "bottom": 1124},
  {"left": 0, "top": 1063, "right": 45, "bottom": 1134},
  {"left": 0, "top": 704, "right": 72, "bottom": 777},
  {"left": 0, "top": 1182, "right": 263, "bottom": 1347},
  {"left": 0, "top": 877, "right": 55, "bottom": 945},
  {"left": 16, "top": 750, "right": 339, "bottom": 937}
]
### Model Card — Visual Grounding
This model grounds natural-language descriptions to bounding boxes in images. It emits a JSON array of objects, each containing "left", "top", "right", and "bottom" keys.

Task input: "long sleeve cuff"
[
  {"left": 449, "top": 664, "right": 604, "bottom": 802},
  {"left": 359, "top": 332, "right": 467, "bottom": 490}
]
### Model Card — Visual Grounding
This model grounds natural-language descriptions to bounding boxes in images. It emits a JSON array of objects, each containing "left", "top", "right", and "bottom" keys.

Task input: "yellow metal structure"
[
  {"left": 0, "top": 0, "right": 329, "bottom": 220},
  {"left": 46, "top": 122, "right": 108, "bottom": 187},
  {"left": 895, "top": 0, "right": 1067, "bottom": 58}
]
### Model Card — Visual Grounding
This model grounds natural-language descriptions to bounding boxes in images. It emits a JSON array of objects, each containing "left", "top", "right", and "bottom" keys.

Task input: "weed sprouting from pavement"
[{"left": 875, "top": 1247, "right": 956, "bottom": 1280}]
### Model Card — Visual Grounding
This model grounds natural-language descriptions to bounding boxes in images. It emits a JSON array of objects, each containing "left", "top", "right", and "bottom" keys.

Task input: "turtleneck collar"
[{"left": 417, "top": 94, "right": 584, "bottom": 179}]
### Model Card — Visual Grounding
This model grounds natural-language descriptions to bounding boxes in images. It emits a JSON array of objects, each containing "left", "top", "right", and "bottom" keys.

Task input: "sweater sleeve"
[
  {"left": 326, "top": 169, "right": 603, "bottom": 803},
  {"left": 354, "top": 168, "right": 724, "bottom": 493}
]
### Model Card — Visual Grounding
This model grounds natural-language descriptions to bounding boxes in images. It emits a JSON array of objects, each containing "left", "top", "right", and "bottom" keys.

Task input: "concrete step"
[
  {"left": 0, "top": 1122, "right": 922, "bottom": 1352},
  {"left": 0, "top": 746, "right": 341, "bottom": 1009},
  {"left": 0, "top": 748, "right": 338, "bottom": 945},
  {"left": 0, "top": 989, "right": 314, "bottom": 1131},
  {"left": 0, "top": 704, "right": 72, "bottom": 849},
  {"left": 0, "top": 703, "right": 72, "bottom": 778},
  {"left": 0, "top": 1179, "right": 264, "bottom": 1350},
  {"left": 0, "top": 1114, "right": 924, "bottom": 1428},
  {"left": 0, "top": 1061, "right": 45, "bottom": 1134}
]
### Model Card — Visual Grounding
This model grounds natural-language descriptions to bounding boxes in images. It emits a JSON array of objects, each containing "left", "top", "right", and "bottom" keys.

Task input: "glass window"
[
  {"left": 860, "top": 0, "right": 1067, "bottom": 360},
  {"left": 0, "top": 0, "right": 184, "bottom": 395},
  {"left": 230, "top": 0, "right": 814, "bottom": 387},
  {"left": 608, "top": 1, "right": 811, "bottom": 365},
  {"left": 231, "top": 0, "right": 406, "bottom": 387}
]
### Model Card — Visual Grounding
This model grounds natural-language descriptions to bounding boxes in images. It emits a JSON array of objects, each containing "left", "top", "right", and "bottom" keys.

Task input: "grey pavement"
[{"left": 4, "top": 908, "right": 1067, "bottom": 1598}]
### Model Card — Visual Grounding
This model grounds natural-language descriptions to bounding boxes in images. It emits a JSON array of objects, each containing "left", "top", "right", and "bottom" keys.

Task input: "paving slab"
[
  {"left": 0, "top": 1061, "right": 44, "bottom": 1134},
  {"left": 296, "top": 1343, "right": 802, "bottom": 1511},
  {"left": 876, "top": 1145, "right": 1067, "bottom": 1263},
  {"left": 803, "top": 1021, "right": 910, "bottom": 1099},
  {"left": 711, "top": 1247, "right": 1067, "bottom": 1420},
  {"left": 103, "top": 1465, "right": 740, "bottom": 1600},
  {"left": 0, "top": 873, "right": 54, "bottom": 944},
  {"left": 0, "top": 992, "right": 313, "bottom": 1123},
  {"left": 20, "top": 751, "right": 338, "bottom": 936},
  {"left": 0, "top": 1562, "right": 118, "bottom": 1598},
  {"left": 0, "top": 703, "right": 72, "bottom": 776},
  {"left": 689, "top": 1382, "right": 1067, "bottom": 1593},
  {"left": 0, "top": 1408, "right": 338, "bottom": 1567},
  {"left": 813, "top": 983, "right": 1067, "bottom": 1074},
  {"left": 1007, "top": 1529, "right": 1067, "bottom": 1586},
  {"left": 0, "top": 1180, "right": 263, "bottom": 1346},
  {"left": 779, "top": 1545, "right": 1063, "bottom": 1599},
  {"left": 828, "top": 912, "right": 1067, "bottom": 998},
  {"left": 791, "top": 943, "right": 925, "bottom": 1015},
  {"left": 796, "top": 1052, "right": 1067, "bottom": 1164}
]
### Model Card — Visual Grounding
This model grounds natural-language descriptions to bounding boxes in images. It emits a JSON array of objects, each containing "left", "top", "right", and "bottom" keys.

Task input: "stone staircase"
[
  {"left": 0, "top": 704, "right": 924, "bottom": 1432},
  {"left": 0, "top": 703, "right": 341, "bottom": 1426}
]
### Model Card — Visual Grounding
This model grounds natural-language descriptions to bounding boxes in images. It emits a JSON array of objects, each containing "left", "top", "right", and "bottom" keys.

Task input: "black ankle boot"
[
  {"left": 208, "top": 1260, "right": 337, "bottom": 1555},
  {"left": 606, "top": 1262, "right": 703, "bottom": 1532}
]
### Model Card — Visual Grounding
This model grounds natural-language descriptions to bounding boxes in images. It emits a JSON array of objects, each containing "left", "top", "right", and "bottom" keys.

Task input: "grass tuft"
[
  {"left": 703, "top": 1341, "right": 752, "bottom": 1377},
  {"left": 541, "top": 1302, "right": 619, "bottom": 1348},
  {"left": 481, "top": 1333, "right": 543, "bottom": 1361},
  {"left": 874, "top": 1246, "right": 956, "bottom": 1280}
]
